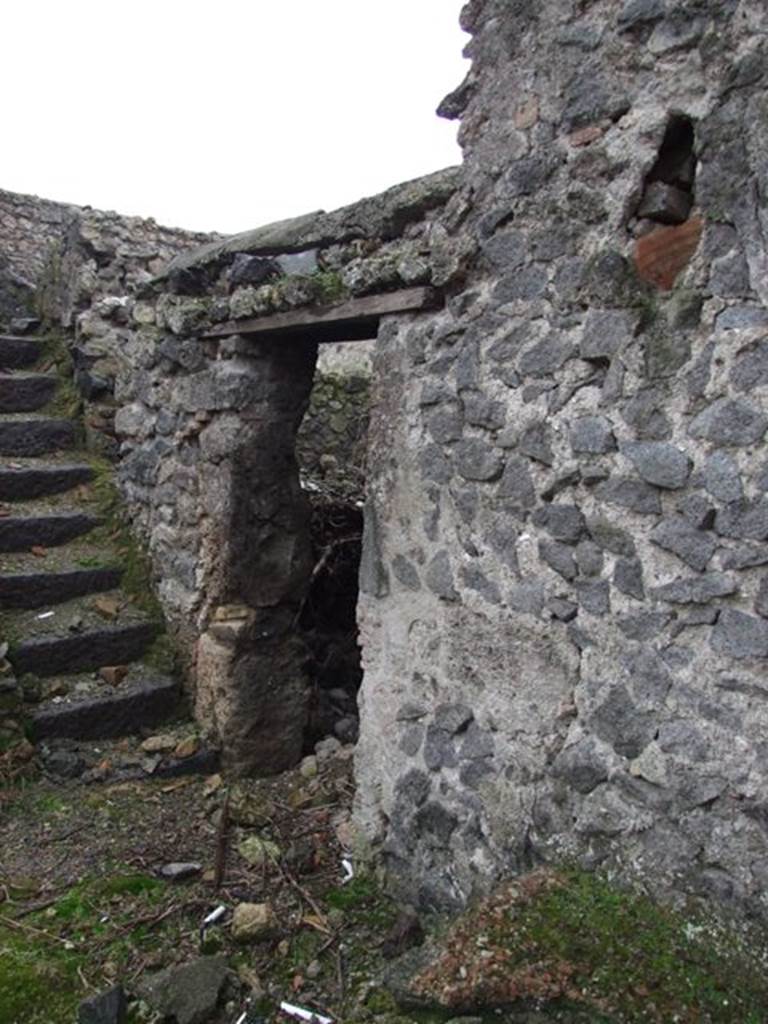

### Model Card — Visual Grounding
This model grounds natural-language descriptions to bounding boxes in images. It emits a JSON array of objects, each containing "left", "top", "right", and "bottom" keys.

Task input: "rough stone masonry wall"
[
  {"left": 353, "top": 0, "right": 768, "bottom": 920},
  {"left": 0, "top": 186, "right": 214, "bottom": 330},
  {"left": 107, "top": 171, "right": 460, "bottom": 773}
]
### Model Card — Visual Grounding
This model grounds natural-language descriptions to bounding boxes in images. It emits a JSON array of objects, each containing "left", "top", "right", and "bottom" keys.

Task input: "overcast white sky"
[{"left": 3, "top": 1, "right": 468, "bottom": 234}]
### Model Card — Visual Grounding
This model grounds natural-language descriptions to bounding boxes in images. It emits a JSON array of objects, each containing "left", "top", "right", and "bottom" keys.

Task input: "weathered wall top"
[{"left": 165, "top": 167, "right": 461, "bottom": 274}]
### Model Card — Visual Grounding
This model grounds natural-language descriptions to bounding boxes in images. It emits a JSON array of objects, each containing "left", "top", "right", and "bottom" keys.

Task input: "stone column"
[{"left": 194, "top": 336, "right": 318, "bottom": 774}]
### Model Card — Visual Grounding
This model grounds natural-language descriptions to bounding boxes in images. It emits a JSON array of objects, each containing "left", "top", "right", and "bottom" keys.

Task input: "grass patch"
[{"left": 0, "top": 870, "right": 165, "bottom": 1024}]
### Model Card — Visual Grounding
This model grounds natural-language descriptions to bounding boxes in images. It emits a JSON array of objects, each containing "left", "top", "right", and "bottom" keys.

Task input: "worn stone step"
[
  {"left": 0, "top": 336, "right": 43, "bottom": 369},
  {"left": 0, "top": 566, "right": 123, "bottom": 609},
  {"left": 0, "top": 418, "right": 76, "bottom": 456},
  {"left": 0, "top": 462, "right": 94, "bottom": 501},
  {"left": 30, "top": 676, "right": 180, "bottom": 740},
  {"left": 0, "top": 372, "right": 57, "bottom": 412},
  {"left": 9, "top": 621, "right": 160, "bottom": 677},
  {"left": 0, "top": 512, "right": 99, "bottom": 552}
]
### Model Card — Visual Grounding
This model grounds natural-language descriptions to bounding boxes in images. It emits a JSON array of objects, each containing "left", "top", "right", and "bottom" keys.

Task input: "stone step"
[
  {"left": 0, "top": 335, "right": 44, "bottom": 369},
  {"left": 0, "top": 418, "right": 76, "bottom": 457},
  {"left": 0, "top": 512, "right": 100, "bottom": 552},
  {"left": 9, "top": 621, "right": 160, "bottom": 677},
  {"left": 0, "top": 566, "right": 123, "bottom": 609},
  {"left": 0, "top": 462, "right": 94, "bottom": 501},
  {"left": 30, "top": 676, "right": 180, "bottom": 741},
  {"left": 0, "top": 372, "right": 57, "bottom": 412}
]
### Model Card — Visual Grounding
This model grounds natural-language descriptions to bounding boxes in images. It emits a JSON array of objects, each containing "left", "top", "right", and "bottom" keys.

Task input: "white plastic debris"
[
  {"left": 280, "top": 1001, "right": 333, "bottom": 1024},
  {"left": 37, "top": 610, "right": 54, "bottom": 620},
  {"left": 341, "top": 858, "right": 354, "bottom": 884},
  {"left": 202, "top": 904, "right": 227, "bottom": 927}
]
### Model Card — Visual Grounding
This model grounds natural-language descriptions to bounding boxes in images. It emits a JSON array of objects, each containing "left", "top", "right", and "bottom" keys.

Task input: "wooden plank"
[{"left": 203, "top": 286, "right": 441, "bottom": 340}]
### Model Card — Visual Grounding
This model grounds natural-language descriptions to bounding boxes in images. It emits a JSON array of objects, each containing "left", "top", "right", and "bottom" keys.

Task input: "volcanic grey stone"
[
  {"left": 0, "top": 372, "right": 56, "bottom": 412},
  {"left": 539, "top": 540, "right": 577, "bottom": 581},
  {"left": 0, "top": 513, "right": 99, "bottom": 553},
  {"left": 399, "top": 724, "right": 423, "bottom": 756},
  {"left": 595, "top": 478, "right": 662, "bottom": 515},
  {"left": 613, "top": 558, "right": 645, "bottom": 600},
  {"left": 617, "top": 0, "right": 666, "bottom": 30},
  {"left": 721, "top": 545, "right": 768, "bottom": 571},
  {"left": 427, "top": 406, "right": 463, "bottom": 444},
  {"left": 715, "top": 500, "right": 768, "bottom": 541},
  {"left": 581, "top": 310, "right": 637, "bottom": 361},
  {"left": 0, "top": 567, "right": 123, "bottom": 610},
  {"left": 621, "top": 388, "right": 673, "bottom": 440},
  {"left": 710, "top": 249, "right": 750, "bottom": 299},
  {"left": 689, "top": 398, "right": 768, "bottom": 447},
  {"left": 460, "top": 564, "right": 502, "bottom": 604},
  {"left": 434, "top": 703, "right": 474, "bottom": 735},
  {"left": 552, "top": 736, "right": 610, "bottom": 794},
  {"left": 637, "top": 182, "right": 692, "bottom": 225},
  {"left": 575, "top": 540, "right": 604, "bottom": 576},
  {"left": 652, "top": 573, "right": 738, "bottom": 604},
  {"left": 576, "top": 579, "right": 611, "bottom": 616},
  {"left": 425, "top": 551, "right": 459, "bottom": 601},
  {"left": 548, "top": 597, "right": 578, "bottom": 622},
  {"left": 395, "top": 768, "right": 431, "bottom": 807},
  {"left": 532, "top": 504, "right": 586, "bottom": 544},
  {"left": 0, "top": 463, "right": 94, "bottom": 501},
  {"left": 481, "top": 229, "right": 527, "bottom": 271},
  {"left": 455, "top": 439, "right": 504, "bottom": 482},
  {"left": 650, "top": 517, "right": 717, "bottom": 571},
  {"left": 569, "top": 415, "right": 616, "bottom": 454},
  {"left": 621, "top": 441, "right": 692, "bottom": 489},
  {"left": 519, "top": 421, "right": 554, "bottom": 465},
  {"left": 497, "top": 455, "right": 536, "bottom": 508},
  {"left": 137, "top": 956, "right": 227, "bottom": 1024},
  {"left": 31, "top": 677, "right": 179, "bottom": 740},
  {"left": 392, "top": 555, "right": 421, "bottom": 591},
  {"left": 704, "top": 452, "right": 743, "bottom": 503},
  {"left": 678, "top": 494, "right": 715, "bottom": 531},
  {"left": 419, "top": 444, "right": 452, "bottom": 485},
  {"left": 730, "top": 340, "right": 768, "bottom": 392},
  {"left": 591, "top": 685, "right": 654, "bottom": 759},
  {"left": 0, "top": 418, "right": 76, "bottom": 456},
  {"left": 562, "top": 71, "right": 630, "bottom": 131},
  {"left": 647, "top": 13, "right": 704, "bottom": 54},
  {"left": 618, "top": 611, "right": 674, "bottom": 640},
  {"left": 78, "top": 985, "right": 127, "bottom": 1024},
  {"left": 711, "top": 609, "right": 768, "bottom": 659},
  {"left": 414, "top": 801, "right": 458, "bottom": 846},
  {"left": 519, "top": 334, "right": 573, "bottom": 377},
  {"left": 716, "top": 306, "right": 768, "bottom": 331},
  {"left": 586, "top": 517, "right": 636, "bottom": 556},
  {"left": 423, "top": 725, "right": 457, "bottom": 770},
  {"left": 494, "top": 265, "right": 549, "bottom": 303},
  {"left": 0, "top": 335, "right": 43, "bottom": 368},
  {"left": 462, "top": 391, "right": 505, "bottom": 430},
  {"left": 12, "top": 623, "right": 159, "bottom": 678}
]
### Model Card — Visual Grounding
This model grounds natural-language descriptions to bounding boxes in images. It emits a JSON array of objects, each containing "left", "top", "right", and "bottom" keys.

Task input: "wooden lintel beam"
[{"left": 203, "top": 286, "right": 441, "bottom": 341}]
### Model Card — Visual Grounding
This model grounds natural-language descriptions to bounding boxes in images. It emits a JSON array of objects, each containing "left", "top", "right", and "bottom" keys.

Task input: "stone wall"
[
  {"left": 353, "top": 0, "right": 768, "bottom": 920},
  {"left": 103, "top": 169, "right": 461, "bottom": 773},
  {"left": 0, "top": 186, "right": 214, "bottom": 331}
]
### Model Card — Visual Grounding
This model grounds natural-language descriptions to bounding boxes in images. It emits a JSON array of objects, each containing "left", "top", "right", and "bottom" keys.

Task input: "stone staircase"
[{"left": 0, "top": 332, "right": 204, "bottom": 777}]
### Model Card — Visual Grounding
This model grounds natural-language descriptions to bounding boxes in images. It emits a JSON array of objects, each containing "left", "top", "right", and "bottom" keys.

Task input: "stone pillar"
[{"left": 193, "top": 336, "right": 318, "bottom": 774}]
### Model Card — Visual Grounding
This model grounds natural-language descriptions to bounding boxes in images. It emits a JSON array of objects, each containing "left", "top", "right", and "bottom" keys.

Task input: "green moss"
[
  {"left": 83, "top": 456, "right": 165, "bottom": 621},
  {"left": 0, "top": 931, "right": 85, "bottom": 1024},
  {"left": 424, "top": 869, "right": 768, "bottom": 1023},
  {"left": 310, "top": 270, "right": 346, "bottom": 305}
]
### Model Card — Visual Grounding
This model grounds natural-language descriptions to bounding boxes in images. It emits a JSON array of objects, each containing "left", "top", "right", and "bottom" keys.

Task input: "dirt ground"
[{"left": 0, "top": 737, "right": 412, "bottom": 1024}]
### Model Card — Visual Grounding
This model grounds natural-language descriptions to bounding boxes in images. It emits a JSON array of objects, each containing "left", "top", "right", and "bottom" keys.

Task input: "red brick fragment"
[{"left": 633, "top": 216, "right": 703, "bottom": 290}]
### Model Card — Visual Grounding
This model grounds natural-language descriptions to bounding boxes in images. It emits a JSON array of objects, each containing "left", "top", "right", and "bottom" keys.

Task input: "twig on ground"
[
  {"left": 213, "top": 791, "right": 230, "bottom": 891},
  {"left": 0, "top": 913, "right": 71, "bottom": 945}
]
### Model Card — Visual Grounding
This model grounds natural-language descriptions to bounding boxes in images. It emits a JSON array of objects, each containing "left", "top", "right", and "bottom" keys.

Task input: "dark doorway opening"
[{"left": 294, "top": 339, "right": 372, "bottom": 752}]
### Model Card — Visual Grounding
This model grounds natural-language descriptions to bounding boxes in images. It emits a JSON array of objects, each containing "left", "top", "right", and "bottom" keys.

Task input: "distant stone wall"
[
  {"left": 353, "top": 0, "right": 768, "bottom": 921},
  {"left": 0, "top": 187, "right": 215, "bottom": 331}
]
